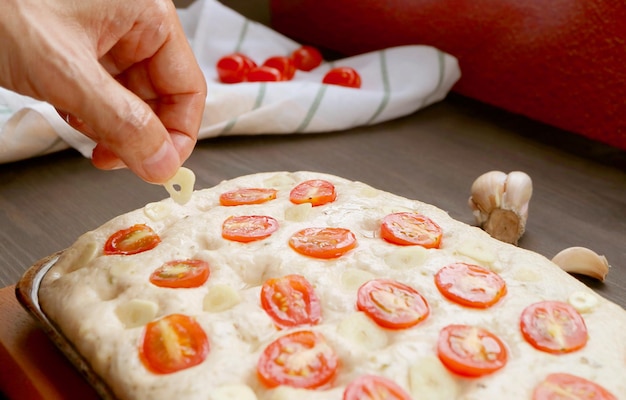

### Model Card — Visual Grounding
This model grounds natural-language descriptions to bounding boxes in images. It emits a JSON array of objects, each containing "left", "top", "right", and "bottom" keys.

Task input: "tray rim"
[{"left": 15, "top": 250, "right": 118, "bottom": 400}]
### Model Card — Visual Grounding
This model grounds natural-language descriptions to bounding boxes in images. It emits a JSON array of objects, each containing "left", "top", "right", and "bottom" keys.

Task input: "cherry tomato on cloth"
[
  {"left": 289, "top": 227, "right": 357, "bottom": 259},
  {"left": 289, "top": 179, "right": 337, "bottom": 206},
  {"left": 343, "top": 375, "right": 412, "bottom": 400},
  {"left": 263, "top": 56, "right": 296, "bottom": 80},
  {"left": 520, "top": 300, "right": 588, "bottom": 354},
  {"left": 380, "top": 212, "right": 442, "bottom": 248},
  {"left": 216, "top": 53, "right": 257, "bottom": 83},
  {"left": 434, "top": 262, "right": 507, "bottom": 308},
  {"left": 437, "top": 324, "right": 508, "bottom": 377},
  {"left": 139, "top": 314, "right": 209, "bottom": 374},
  {"left": 291, "top": 45, "right": 324, "bottom": 71},
  {"left": 532, "top": 373, "right": 618, "bottom": 400},
  {"left": 104, "top": 224, "right": 161, "bottom": 255},
  {"left": 219, "top": 188, "right": 278, "bottom": 206},
  {"left": 149, "top": 259, "right": 210, "bottom": 289},
  {"left": 357, "top": 279, "right": 430, "bottom": 329},
  {"left": 222, "top": 215, "right": 279, "bottom": 243},
  {"left": 246, "top": 65, "right": 283, "bottom": 82},
  {"left": 261, "top": 274, "right": 322, "bottom": 328},
  {"left": 257, "top": 330, "right": 338, "bottom": 389},
  {"left": 322, "top": 67, "right": 361, "bottom": 88}
]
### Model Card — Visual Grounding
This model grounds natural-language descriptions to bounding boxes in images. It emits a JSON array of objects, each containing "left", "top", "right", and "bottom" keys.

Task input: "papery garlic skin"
[
  {"left": 468, "top": 171, "right": 507, "bottom": 225},
  {"left": 552, "top": 246, "right": 611, "bottom": 281},
  {"left": 468, "top": 170, "right": 533, "bottom": 245}
]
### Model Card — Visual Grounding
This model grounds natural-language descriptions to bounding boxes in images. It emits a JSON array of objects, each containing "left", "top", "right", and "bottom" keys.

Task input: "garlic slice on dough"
[{"left": 163, "top": 167, "right": 196, "bottom": 205}]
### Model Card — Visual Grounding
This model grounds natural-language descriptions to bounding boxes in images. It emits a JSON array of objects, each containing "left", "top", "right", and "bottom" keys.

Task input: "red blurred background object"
[{"left": 270, "top": 0, "right": 626, "bottom": 150}]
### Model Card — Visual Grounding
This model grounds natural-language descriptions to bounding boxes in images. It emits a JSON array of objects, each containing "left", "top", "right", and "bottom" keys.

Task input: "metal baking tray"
[{"left": 15, "top": 251, "right": 117, "bottom": 400}]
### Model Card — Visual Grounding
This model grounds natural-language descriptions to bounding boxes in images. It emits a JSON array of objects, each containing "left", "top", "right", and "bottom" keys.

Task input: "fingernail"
[{"left": 141, "top": 141, "right": 179, "bottom": 183}]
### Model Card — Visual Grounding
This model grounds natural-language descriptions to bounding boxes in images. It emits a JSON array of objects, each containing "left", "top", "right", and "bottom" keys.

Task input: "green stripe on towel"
[
  {"left": 219, "top": 19, "right": 258, "bottom": 135},
  {"left": 295, "top": 85, "right": 328, "bottom": 133},
  {"left": 421, "top": 49, "right": 446, "bottom": 108},
  {"left": 220, "top": 82, "right": 267, "bottom": 135},
  {"left": 366, "top": 50, "right": 390, "bottom": 125},
  {"left": 234, "top": 19, "right": 249, "bottom": 53}
]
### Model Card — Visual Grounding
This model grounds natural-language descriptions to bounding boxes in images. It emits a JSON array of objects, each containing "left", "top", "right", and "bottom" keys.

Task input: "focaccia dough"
[{"left": 39, "top": 171, "right": 626, "bottom": 400}]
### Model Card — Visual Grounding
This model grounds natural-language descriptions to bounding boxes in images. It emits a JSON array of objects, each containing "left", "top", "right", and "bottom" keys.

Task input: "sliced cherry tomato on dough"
[
  {"left": 139, "top": 314, "right": 209, "bottom": 374},
  {"left": 104, "top": 224, "right": 161, "bottom": 255},
  {"left": 149, "top": 259, "right": 210, "bottom": 289},
  {"left": 289, "top": 179, "right": 337, "bottom": 206},
  {"left": 532, "top": 373, "right": 618, "bottom": 400},
  {"left": 262, "top": 56, "right": 296, "bottom": 80},
  {"left": 219, "top": 188, "right": 278, "bottom": 206},
  {"left": 216, "top": 53, "right": 257, "bottom": 83},
  {"left": 222, "top": 215, "right": 279, "bottom": 243},
  {"left": 357, "top": 278, "right": 429, "bottom": 330},
  {"left": 257, "top": 330, "right": 338, "bottom": 389},
  {"left": 437, "top": 324, "right": 508, "bottom": 377},
  {"left": 261, "top": 274, "right": 321, "bottom": 328},
  {"left": 247, "top": 65, "right": 283, "bottom": 82},
  {"left": 434, "top": 262, "right": 507, "bottom": 308},
  {"left": 322, "top": 67, "right": 362, "bottom": 88},
  {"left": 289, "top": 227, "right": 357, "bottom": 259},
  {"left": 291, "top": 45, "right": 323, "bottom": 71},
  {"left": 520, "top": 300, "right": 588, "bottom": 354},
  {"left": 343, "top": 375, "right": 412, "bottom": 400},
  {"left": 380, "top": 212, "right": 442, "bottom": 248}
]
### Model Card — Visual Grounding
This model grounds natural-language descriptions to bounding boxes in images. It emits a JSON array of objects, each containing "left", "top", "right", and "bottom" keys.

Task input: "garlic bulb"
[
  {"left": 468, "top": 171, "right": 533, "bottom": 245},
  {"left": 552, "top": 246, "right": 610, "bottom": 281}
]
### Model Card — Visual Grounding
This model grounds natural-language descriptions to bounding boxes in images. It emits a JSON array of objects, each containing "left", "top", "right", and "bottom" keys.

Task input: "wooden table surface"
[{"left": 1, "top": 94, "right": 625, "bottom": 309}]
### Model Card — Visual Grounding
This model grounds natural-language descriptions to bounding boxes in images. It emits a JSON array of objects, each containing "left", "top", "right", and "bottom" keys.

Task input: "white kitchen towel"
[{"left": 0, "top": 0, "right": 461, "bottom": 164}]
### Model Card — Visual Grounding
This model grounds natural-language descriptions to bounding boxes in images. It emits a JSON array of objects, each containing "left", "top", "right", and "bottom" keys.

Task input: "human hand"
[{"left": 0, "top": 0, "right": 207, "bottom": 183}]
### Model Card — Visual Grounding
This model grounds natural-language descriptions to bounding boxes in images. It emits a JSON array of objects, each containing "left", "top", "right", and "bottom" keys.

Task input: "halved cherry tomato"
[
  {"left": 323, "top": 67, "right": 361, "bottom": 88},
  {"left": 149, "top": 259, "right": 210, "bottom": 289},
  {"left": 247, "top": 65, "right": 283, "bottom": 82},
  {"left": 343, "top": 375, "right": 412, "bottom": 400},
  {"left": 520, "top": 300, "right": 588, "bottom": 354},
  {"left": 357, "top": 278, "right": 429, "bottom": 330},
  {"left": 434, "top": 262, "right": 507, "bottom": 308},
  {"left": 139, "top": 314, "right": 209, "bottom": 374},
  {"left": 257, "top": 330, "right": 338, "bottom": 389},
  {"left": 289, "top": 179, "right": 336, "bottom": 206},
  {"left": 262, "top": 56, "right": 296, "bottom": 80},
  {"left": 532, "top": 373, "right": 617, "bottom": 400},
  {"left": 104, "top": 224, "right": 161, "bottom": 255},
  {"left": 380, "top": 212, "right": 442, "bottom": 248},
  {"left": 261, "top": 274, "right": 321, "bottom": 328},
  {"left": 437, "top": 324, "right": 508, "bottom": 377},
  {"left": 216, "top": 53, "right": 257, "bottom": 83},
  {"left": 222, "top": 215, "right": 279, "bottom": 243},
  {"left": 291, "top": 45, "right": 323, "bottom": 71},
  {"left": 219, "top": 188, "right": 278, "bottom": 206},
  {"left": 289, "top": 227, "right": 357, "bottom": 259}
]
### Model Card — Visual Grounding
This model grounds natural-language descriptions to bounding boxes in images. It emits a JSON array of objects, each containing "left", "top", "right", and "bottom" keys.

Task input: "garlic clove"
[
  {"left": 551, "top": 246, "right": 610, "bottom": 281},
  {"left": 468, "top": 171, "right": 507, "bottom": 223},
  {"left": 502, "top": 171, "right": 533, "bottom": 221},
  {"left": 468, "top": 170, "right": 533, "bottom": 245}
]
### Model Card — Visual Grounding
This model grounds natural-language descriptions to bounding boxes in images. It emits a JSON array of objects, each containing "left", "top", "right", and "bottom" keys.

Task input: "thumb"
[{"left": 67, "top": 71, "right": 184, "bottom": 184}]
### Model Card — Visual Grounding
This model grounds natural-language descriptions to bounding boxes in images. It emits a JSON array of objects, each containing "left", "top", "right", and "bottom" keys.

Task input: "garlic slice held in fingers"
[
  {"left": 163, "top": 167, "right": 196, "bottom": 205},
  {"left": 468, "top": 170, "right": 533, "bottom": 245},
  {"left": 552, "top": 246, "right": 610, "bottom": 281}
]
